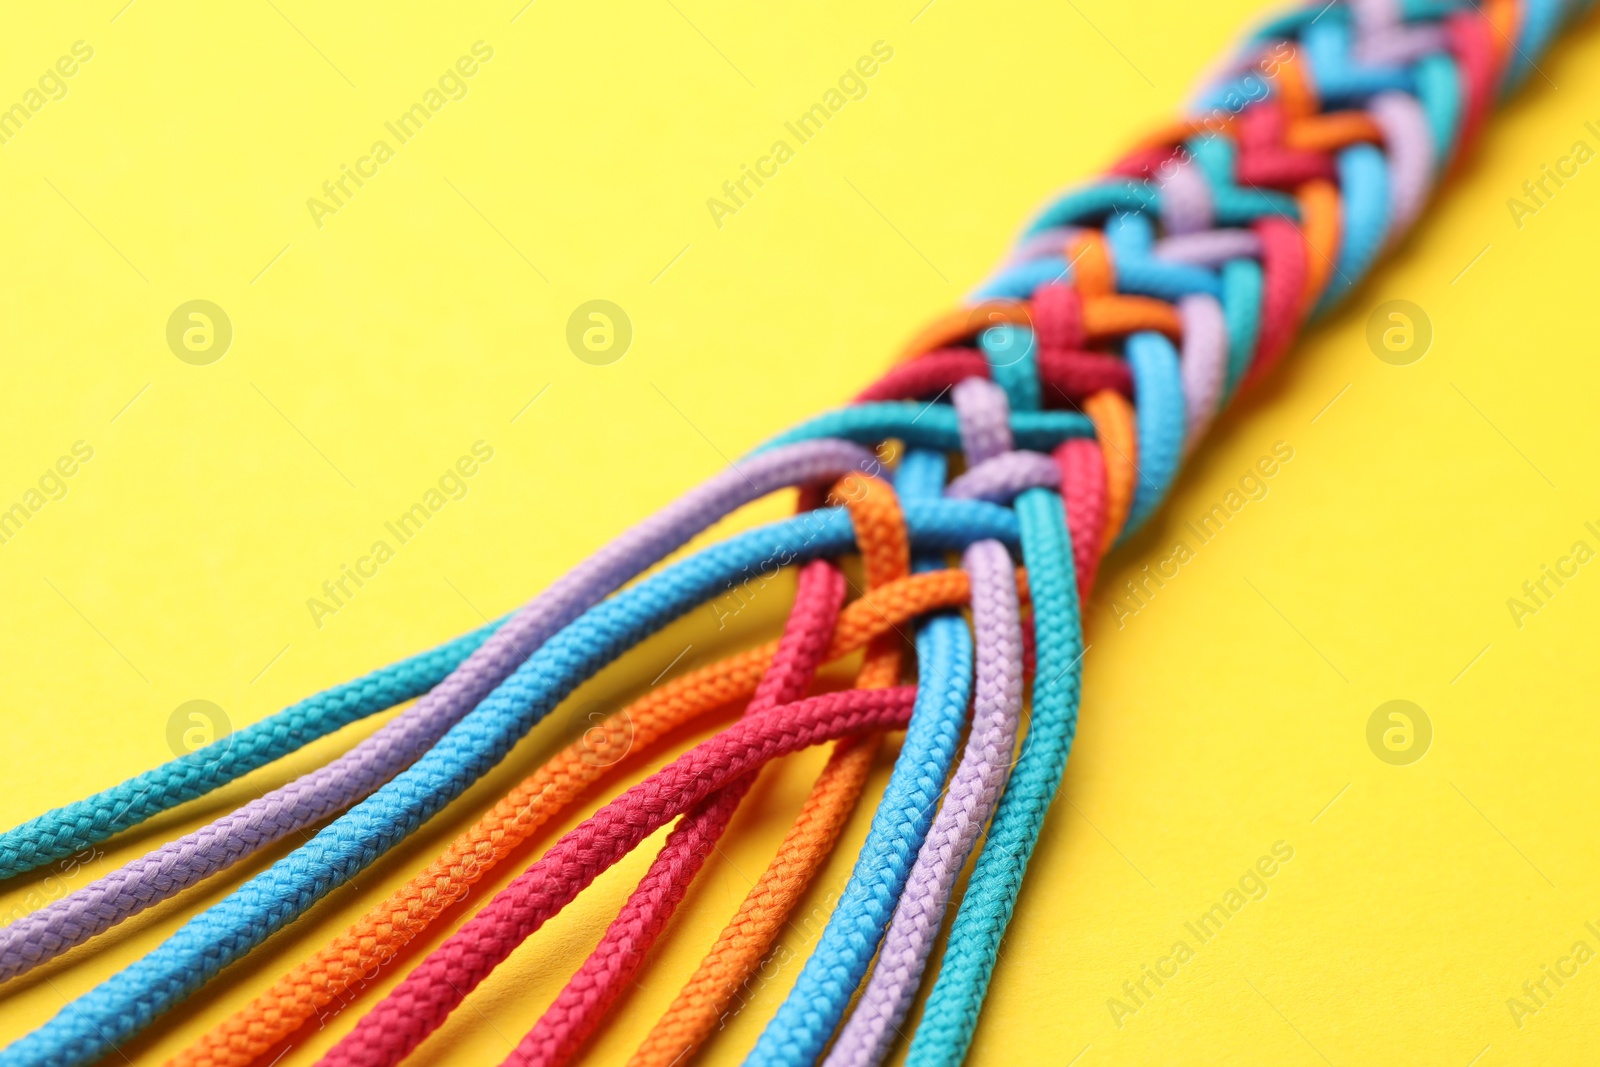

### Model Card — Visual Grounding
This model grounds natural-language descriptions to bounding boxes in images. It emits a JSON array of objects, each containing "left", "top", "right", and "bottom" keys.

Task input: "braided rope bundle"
[{"left": 0, "top": 2, "right": 1587, "bottom": 1065}]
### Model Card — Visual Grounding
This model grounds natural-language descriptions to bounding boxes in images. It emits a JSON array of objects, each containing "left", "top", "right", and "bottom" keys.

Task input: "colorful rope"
[
  {"left": 313, "top": 683, "right": 938, "bottom": 1067},
  {"left": 506, "top": 558, "right": 857, "bottom": 1067},
  {"left": 172, "top": 565, "right": 978, "bottom": 1067},
  {"left": 0, "top": 2, "right": 1586, "bottom": 1066},
  {"left": 823, "top": 386, "right": 1036, "bottom": 1067},
  {"left": 627, "top": 476, "right": 933, "bottom": 1067},
  {"left": 0, "top": 618, "right": 500, "bottom": 882},
  {"left": 0, "top": 497, "right": 1022, "bottom": 1066},
  {"left": 0, "top": 441, "right": 879, "bottom": 984},
  {"left": 504, "top": 474, "right": 912, "bottom": 1067}
]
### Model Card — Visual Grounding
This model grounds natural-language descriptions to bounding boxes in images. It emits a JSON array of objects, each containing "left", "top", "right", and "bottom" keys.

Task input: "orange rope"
[
  {"left": 1081, "top": 295, "right": 1182, "bottom": 342},
  {"left": 1082, "top": 389, "right": 1137, "bottom": 550},
  {"left": 1295, "top": 178, "right": 1342, "bottom": 313},
  {"left": 626, "top": 737, "right": 878, "bottom": 1067},
  {"left": 168, "top": 570, "right": 970, "bottom": 1067},
  {"left": 627, "top": 474, "right": 911, "bottom": 1067},
  {"left": 1066, "top": 232, "right": 1114, "bottom": 298},
  {"left": 1488, "top": 0, "right": 1521, "bottom": 70},
  {"left": 1275, "top": 49, "right": 1319, "bottom": 119},
  {"left": 898, "top": 291, "right": 1180, "bottom": 359},
  {"left": 1285, "top": 111, "right": 1384, "bottom": 152}
]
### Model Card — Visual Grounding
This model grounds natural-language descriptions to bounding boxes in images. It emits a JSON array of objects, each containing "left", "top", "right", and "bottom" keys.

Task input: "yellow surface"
[{"left": 2, "top": 2, "right": 1599, "bottom": 1065}]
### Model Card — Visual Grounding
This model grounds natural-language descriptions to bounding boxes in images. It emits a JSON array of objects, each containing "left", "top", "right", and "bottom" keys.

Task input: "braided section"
[
  {"left": 1080, "top": 391, "right": 1136, "bottom": 554},
  {"left": 745, "top": 373, "right": 1059, "bottom": 1065},
  {"left": 715, "top": 10, "right": 1586, "bottom": 1056},
  {"left": 616, "top": 475, "right": 911, "bottom": 1067},
  {"left": 1054, "top": 437, "right": 1109, "bottom": 601},
  {"left": 504, "top": 473, "right": 914, "bottom": 1066}
]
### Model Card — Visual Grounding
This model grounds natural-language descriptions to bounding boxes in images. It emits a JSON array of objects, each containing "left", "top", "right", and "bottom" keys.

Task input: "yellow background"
[{"left": 2, "top": 1, "right": 1599, "bottom": 1064}]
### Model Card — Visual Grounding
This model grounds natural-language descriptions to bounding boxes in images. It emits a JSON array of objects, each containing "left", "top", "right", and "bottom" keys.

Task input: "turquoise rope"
[
  {"left": 0, "top": 617, "right": 502, "bottom": 882},
  {"left": 982, "top": 325, "right": 1040, "bottom": 416},
  {"left": 1117, "top": 330, "right": 1186, "bottom": 544},
  {"left": 1186, "top": 134, "right": 1303, "bottom": 226},
  {"left": 1311, "top": 143, "right": 1391, "bottom": 317},
  {"left": 744, "top": 449, "right": 973, "bottom": 1067},
  {"left": 905, "top": 487, "right": 1083, "bottom": 1066},
  {"left": 1414, "top": 52, "right": 1461, "bottom": 173},
  {"left": 758, "top": 403, "right": 1092, "bottom": 456},
  {"left": 0, "top": 500, "right": 1014, "bottom": 1067},
  {"left": 1220, "top": 258, "right": 1263, "bottom": 401}
]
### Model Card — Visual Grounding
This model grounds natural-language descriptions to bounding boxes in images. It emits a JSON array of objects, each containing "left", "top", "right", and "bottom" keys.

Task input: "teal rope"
[
  {"left": 905, "top": 487, "right": 1082, "bottom": 1066},
  {"left": 0, "top": 500, "right": 1016, "bottom": 1067},
  {"left": 759, "top": 403, "right": 1092, "bottom": 455},
  {"left": 744, "top": 452, "right": 974, "bottom": 1067},
  {"left": 0, "top": 618, "right": 502, "bottom": 882},
  {"left": 744, "top": 613, "right": 973, "bottom": 1067}
]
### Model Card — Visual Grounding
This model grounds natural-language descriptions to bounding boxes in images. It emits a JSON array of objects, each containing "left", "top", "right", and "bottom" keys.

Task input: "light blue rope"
[
  {"left": 905, "top": 487, "right": 1082, "bottom": 1066},
  {"left": 0, "top": 500, "right": 1014, "bottom": 1067},
  {"left": 1117, "top": 330, "right": 1186, "bottom": 544},
  {"left": 744, "top": 461, "right": 975, "bottom": 1065},
  {"left": 758, "top": 403, "right": 1092, "bottom": 456},
  {"left": 1311, "top": 143, "right": 1391, "bottom": 318}
]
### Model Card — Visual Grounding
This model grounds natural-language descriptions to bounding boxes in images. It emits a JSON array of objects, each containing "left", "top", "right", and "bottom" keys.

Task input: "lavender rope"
[
  {"left": 1178, "top": 293, "right": 1227, "bottom": 454},
  {"left": 0, "top": 439, "right": 876, "bottom": 983},
  {"left": 825, "top": 553, "right": 1024, "bottom": 1066},
  {"left": 1369, "top": 89, "right": 1434, "bottom": 244},
  {"left": 945, "top": 451, "right": 1060, "bottom": 503},
  {"left": 822, "top": 379, "right": 1030, "bottom": 1067},
  {"left": 1153, "top": 228, "right": 1262, "bottom": 265}
]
